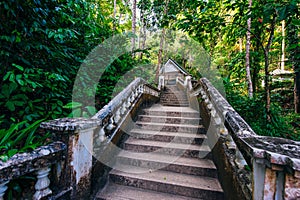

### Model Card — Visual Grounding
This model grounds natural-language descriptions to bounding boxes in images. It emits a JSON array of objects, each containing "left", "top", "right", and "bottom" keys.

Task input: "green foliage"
[
  {"left": 0, "top": 0, "right": 112, "bottom": 160},
  {"left": 0, "top": 119, "right": 50, "bottom": 162},
  {"left": 225, "top": 81, "right": 299, "bottom": 140}
]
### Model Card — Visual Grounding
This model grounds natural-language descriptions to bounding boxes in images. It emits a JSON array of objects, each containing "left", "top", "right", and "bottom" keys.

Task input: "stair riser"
[
  {"left": 161, "top": 97, "right": 188, "bottom": 101},
  {"left": 142, "top": 111, "right": 199, "bottom": 118},
  {"left": 160, "top": 101, "right": 189, "bottom": 105},
  {"left": 116, "top": 157, "right": 217, "bottom": 178},
  {"left": 110, "top": 174, "right": 223, "bottom": 199},
  {"left": 123, "top": 143, "right": 211, "bottom": 159},
  {"left": 138, "top": 116, "right": 201, "bottom": 124},
  {"left": 135, "top": 124, "right": 205, "bottom": 134},
  {"left": 161, "top": 104, "right": 189, "bottom": 107},
  {"left": 128, "top": 132, "right": 204, "bottom": 144},
  {"left": 160, "top": 99, "right": 189, "bottom": 103},
  {"left": 161, "top": 96, "right": 188, "bottom": 99}
]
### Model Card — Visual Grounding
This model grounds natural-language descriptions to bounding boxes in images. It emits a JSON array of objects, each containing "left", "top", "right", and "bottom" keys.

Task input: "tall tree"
[
  {"left": 281, "top": 20, "right": 286, "bottom": 70},
  {"left": 131, "top": 0, "right": 137, "bottom": 52},
  {"left": 245, "top": 0, "right": 254, "bottom": 98}
]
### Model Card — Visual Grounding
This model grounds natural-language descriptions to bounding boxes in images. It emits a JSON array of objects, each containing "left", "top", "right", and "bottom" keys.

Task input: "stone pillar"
[
  {"left": 185, "top": 75, "right": 192, "bottom": 89},
  {"left": 158, "top": 75, "right": 165, "bottom": 90},
  {"left": 40, "top": 118, "right": 100, "bottom": 199}
]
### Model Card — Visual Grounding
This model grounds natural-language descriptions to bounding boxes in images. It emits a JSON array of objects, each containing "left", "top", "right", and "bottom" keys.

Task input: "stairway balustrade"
[
  {"left": 0, "top": 142, "right": 66, "bottom": 200},
  {"left": 196, "top": 77, "right": 300, "bottom": 200}
]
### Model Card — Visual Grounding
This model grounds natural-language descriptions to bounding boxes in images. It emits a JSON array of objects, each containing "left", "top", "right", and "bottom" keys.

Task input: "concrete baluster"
[
  {"left": 0, "top": 181, "right": 9, "bottom": 200},
  {"left": 97, "top": 126, "right": 106, "bottom": 143},
  {"left": 121, "top": 102, "right": 127, "bottom": 115},
  {"left": 33, "top": 167, "right": 52, "bottom": 200},
  {"left": 106, "top": 117, "right": 115, "bottom": 131},
  {"left": 114, "top": 108, "right": 121, "bottom": 123}
]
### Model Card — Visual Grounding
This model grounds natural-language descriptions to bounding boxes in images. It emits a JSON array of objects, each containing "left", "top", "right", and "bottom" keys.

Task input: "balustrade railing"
[
  {"left": 0, "top": 78, "right": 160, "bottom": 199},
  {"left": 0, "top": 142, "right": 66, "bottom": 200},
  {"left": 195, "top": 77, "right": 300, "bottom": 200}
]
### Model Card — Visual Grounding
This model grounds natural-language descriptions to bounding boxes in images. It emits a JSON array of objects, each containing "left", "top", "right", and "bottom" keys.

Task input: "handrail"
[
  {"left": 196, "top": 77, "right": 300, "bottom": 200},
  {"left": 92, "top": 78, "right": 160, "bottom": 142},
  {"left": 0, "top": 142, "right": 66, "bottom": 200}
]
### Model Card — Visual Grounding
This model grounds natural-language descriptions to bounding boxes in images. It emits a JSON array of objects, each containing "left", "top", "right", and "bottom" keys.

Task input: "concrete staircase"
[
  {"left": 160, "top": 85, "right": 189, "bottom": 107},
  {"left": 95, "top": 86, "right": 224, "bottom": 200}
]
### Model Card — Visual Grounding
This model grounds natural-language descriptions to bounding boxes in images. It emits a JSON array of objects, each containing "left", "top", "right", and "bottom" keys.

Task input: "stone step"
[
  {"left": 124, "top": 138, "right": 211, "bottom": 158},
  {"left": 109, "top": 165, "right": 224, "bottom": 199},
  {"left": 95, "top": 182, "right": 200, "bottom": 200},
  {"left": 141, "top": 105, "right": 199, "bottom": 118},
  {"left": 161, "top": 103, "right": 190, "bottom": 107},
  {"left": 129, "top": 129, "right": 206, "bottom": 144},
  {"left": 135, "top": 121, "right": 205, "bottom": 133},
  {"left": 137, "top": 115, "right": 201, "bottom": 125},
  {"left": 160, "top": 99, "right": 189, "bottom": 103},
  {"left": 160, "top": 95, "right": 188, "bottom": 100},
  {"left": 161, "top": 95, "right": 187, "bottom": 99},
  {"left": 160, "top": 97, "right": 188, "bottom": 102},
  {"left": 160, "top": 101, "right": 189, "bottom": 105},
  {"left": 116, "top": 151, "right": 217, "bottom": 177}
]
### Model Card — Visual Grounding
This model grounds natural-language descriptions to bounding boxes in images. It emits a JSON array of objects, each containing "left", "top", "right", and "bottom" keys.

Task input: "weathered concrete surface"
[
  {"left": 0, "top": 142, "right": 66, "bottom": 183},
  {"left": 41, "top": 118, "right": 99, "bottom": 199},
  {"left": 198, "top": 77, "right": 300, "bottom": 200},
  {"left": 211, "top": 137, "right": 252, "bottom": 200}
]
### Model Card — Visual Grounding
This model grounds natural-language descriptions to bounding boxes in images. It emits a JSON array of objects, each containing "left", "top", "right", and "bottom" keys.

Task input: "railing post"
[
  {"left": 41, "top": 118, "right": 99, "bottom": 199},
  {"left": 252, "top": 158, "right": 266, "bottom": 200},
  {"left": 33, "top": 167, "right": 52, "bottom": 200},
  {"left": 185, "top": 75, "right": 192, "bottom": 90},
  {"left": 159, "top": 75, "right": 164, "bottom": 90},
  {"left": 0, "top": 181, "right": 8, "bottom": 200}
]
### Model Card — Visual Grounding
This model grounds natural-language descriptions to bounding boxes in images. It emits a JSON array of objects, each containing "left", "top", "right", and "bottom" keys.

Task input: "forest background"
[{"left": 0, "top": 0, "right": 299, "bottom": 163}]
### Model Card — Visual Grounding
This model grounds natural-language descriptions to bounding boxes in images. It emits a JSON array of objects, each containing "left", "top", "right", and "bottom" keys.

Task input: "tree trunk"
[
  {"left": 140, "top": 19, "right": 147, "bottom": 60},
  {"left": 264, "top": 50, "right": 271, "bottom": 122},
  {"left": 156, "top": 28, "right": 166, "bottom": 81},
  {"left": 295, "top": 72, "right": 300, "bottom": 113},
  {"left": 113, "top": 0, "right": 117, "bottom": 33},
  {"left": 139, "top": 7, "right": 147, "bottom": 60},
  {"left": 239, "top": 38, "right": 243, "bottom": 52},
  {"left": 281, "top": 20, "right": 285, "bottom": 70},
  {"left": 138, "top": 10, "right": 143, "bottom": 55},
  {"left": 245, "top": 0, "right": 253, "bottom": 98},
  {"left": 131, "top": 0, "right": 137, "bottom": 53}
]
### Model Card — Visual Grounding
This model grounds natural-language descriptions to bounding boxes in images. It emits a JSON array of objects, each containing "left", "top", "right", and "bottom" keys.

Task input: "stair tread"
[
  {"left": 110, "top": 165, "right": 223, "bottom": 192},
  {"left": 143, "top": 105, "right": 198, "bottom": 113},
  {"left": 125, "top": 138, "right": 210, "bottom": 151},
  {"left": 136, "top": 121, "right": 204, "bottom": 129},
  {"left": 117, "top": 151, "right": 216, "bottom": 169},
  {"left": 138, "top": 115, "right": 201, "bottom": 120},
  {"left": 130, "top": 129, "right": 206, "bottom": 139},
  {"left": 96, "top": 182, "right": 200, "bottom": 200}
]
